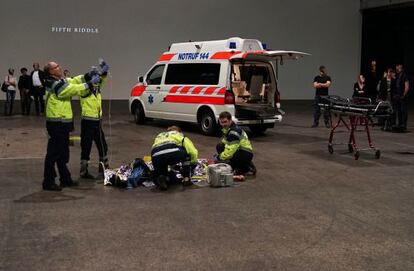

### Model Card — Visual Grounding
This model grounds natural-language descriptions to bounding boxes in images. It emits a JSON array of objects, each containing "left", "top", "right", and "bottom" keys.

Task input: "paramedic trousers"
[
  {"left": 43, "top": 121, "right": 72, "bottom": 186},
  {"left": 80, "top": 119, "right": 108, "bottom": 163},
  {"left": 216, "top": 143, "right": 253, "bottom": 174},
  {"left": 151, "top": 143, "right": 191, "bottom": 178},
  {"left": 313, "top": 95, "right": 330, "bottom": 126}
]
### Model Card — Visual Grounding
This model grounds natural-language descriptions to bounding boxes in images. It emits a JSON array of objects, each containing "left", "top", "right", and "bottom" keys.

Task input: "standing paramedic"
[
  {"left": 215, "top": 111, "right": 254, "bottom": 175},
  {"left": 79, "top": 61, "right": 110, "bottom": 179},
  {"left": 42, "top": 61, "right": 100, "bottom": 191},
  {"left": 151, "top": 126, "right": 198, "bottom": 191},
  {"left": 312, "top": 65, "right": 332, "bottom": 128}
]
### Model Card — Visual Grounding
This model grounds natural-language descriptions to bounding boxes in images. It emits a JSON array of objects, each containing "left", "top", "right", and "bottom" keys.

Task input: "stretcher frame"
[{"left": 318, "top": 96, "right": 392, "bottom": 160}]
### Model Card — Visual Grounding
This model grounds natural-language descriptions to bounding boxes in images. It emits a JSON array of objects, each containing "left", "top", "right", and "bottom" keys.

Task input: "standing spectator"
[
  {"left": 352, "top": 74, "right": 366, "bottom": 98},
  {"left": 4, "top": 68, "right": 17, "bottom": 116},
  {"left": 378, "top": 68, "right": 396, "bottom": 130},
  {"left": 18, "top": 67, "right": 32, "bottom": 115},
  {"left": 31, "top": 62, "right": 46, "bottom": 115},
  {"left": 312, "top": 65, "right": 331, "bottom": 128},
  {"left": 365, "top": 60, "right": 380, "bottom": 103},
  {"left": 394, "top": 64, "right": 410, "bottom": 132}
]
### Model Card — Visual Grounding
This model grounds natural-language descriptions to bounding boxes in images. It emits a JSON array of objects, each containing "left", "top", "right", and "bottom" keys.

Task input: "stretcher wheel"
[
  {"left": 328, "top": 145, "right": 334, "bottom": 154},
  {"left": 354, "top": 151, "right": 360, "bottom": 160},
  {"left": 375, "top": 150, "right": 381, "bottom": 159},
  {"left": 348, "top": 144, "right": 354, "bottom": 153}
]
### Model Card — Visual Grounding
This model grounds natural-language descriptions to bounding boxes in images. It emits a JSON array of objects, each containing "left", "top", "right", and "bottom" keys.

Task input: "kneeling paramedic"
[
  {"left": 216, "top": 111, "right": 254, "bottom": 175},
  {"left": 79, "top": 61, "right": 110, "bottom": 179},
  {"left": 151, "top": 126, "right": 198, "bottom": 190},
  {"left": 42, "top": 61, "right": 101, "bottom": 191}
]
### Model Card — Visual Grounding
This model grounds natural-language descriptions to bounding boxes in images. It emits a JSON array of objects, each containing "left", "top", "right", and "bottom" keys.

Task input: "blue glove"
[
  {"left": 99, "top": 60, "right": 109, "bottom": 75},
  {"left": 85, "top": 66, "right": 99, "bottom": 80},
  {"left": 90, "top": 75, "right": 101, "bottom": 84}
]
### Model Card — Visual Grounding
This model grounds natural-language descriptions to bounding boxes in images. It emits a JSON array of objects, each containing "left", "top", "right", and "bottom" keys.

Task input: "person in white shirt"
[
  {"left": 4, "top": 68, "right": 17, "bottom": 116},
  {"left": 31, "top": 62, "right": 45, "bottom": 115}
]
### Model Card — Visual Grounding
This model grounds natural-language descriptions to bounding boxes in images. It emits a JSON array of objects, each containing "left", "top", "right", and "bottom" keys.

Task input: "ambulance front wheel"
[
  {"left": 133, "top": 103, "right": 146, "bottom": 124},
  {"left": 199, "top": 109, "right": 217, "bottom": 136}
]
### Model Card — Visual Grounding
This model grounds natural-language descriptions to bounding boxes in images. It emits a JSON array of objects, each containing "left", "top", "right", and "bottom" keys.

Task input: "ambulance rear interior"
[{"left": 230, "top": 59, "right": 280, "bottom": 132}]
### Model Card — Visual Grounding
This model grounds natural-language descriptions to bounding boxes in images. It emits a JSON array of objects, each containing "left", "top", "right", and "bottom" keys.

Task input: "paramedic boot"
[
  {"left": 156, "top": 175, "right": 168, "bottom": 191},
  {"left": 80, "top": 160, "right": 95, "bottom": 179},
  {"left": 247, "top": 161, "right": 257, "bottom": 176},
  {"left": 182, "top": 176, "right": 193, "bottom": 187}
]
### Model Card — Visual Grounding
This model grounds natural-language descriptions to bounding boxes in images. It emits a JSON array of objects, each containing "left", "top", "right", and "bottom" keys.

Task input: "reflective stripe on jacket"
[
  {"left": 152, "top": 131, "right": 198, "bottom": 164},
  {"left": 219, "top": 122, "right": 253, "bottom": 161},
  {"left": 45, "top": 75, "right": 89, "bottom": 121}
]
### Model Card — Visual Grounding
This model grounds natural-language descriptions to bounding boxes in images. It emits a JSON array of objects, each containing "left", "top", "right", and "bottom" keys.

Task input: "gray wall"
[{"left": 0, "top": 0, "right": 361, "bottom": 100}]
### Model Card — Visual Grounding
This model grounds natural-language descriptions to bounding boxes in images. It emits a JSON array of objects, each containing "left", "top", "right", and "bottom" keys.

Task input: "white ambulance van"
[{"left": 129, "top": 37, "right": 307, "bottom": 135}]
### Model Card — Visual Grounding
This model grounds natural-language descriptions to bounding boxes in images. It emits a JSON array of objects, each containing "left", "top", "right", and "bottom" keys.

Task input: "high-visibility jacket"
[
  {"left": 219, "top": 122, "right": 253, "bottom": 161},
  {"left": 45, "top": 75, "right": 90, "bottom": 122},
  {"left": 80, "top": 77, "right": 107, "bottom": 120},
  {"left": 152, "top": 130, "right": 198, "bottom": 164}
]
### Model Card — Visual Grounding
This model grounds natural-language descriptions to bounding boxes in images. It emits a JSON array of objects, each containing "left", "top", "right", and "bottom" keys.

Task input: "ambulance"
[{"left": 129, "top": 37, "right": 307, "bottom": 135}]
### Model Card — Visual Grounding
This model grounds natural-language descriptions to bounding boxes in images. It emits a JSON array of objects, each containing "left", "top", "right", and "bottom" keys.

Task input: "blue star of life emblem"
[{"left": 148, "top": 94, "right": 154, "bottom": 104}]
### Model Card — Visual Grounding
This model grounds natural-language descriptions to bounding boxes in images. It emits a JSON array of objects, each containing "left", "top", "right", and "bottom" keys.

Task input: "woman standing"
[
  {"left": 4, "top": 68, "right": 17, "bottom": 116},
  {"left": 352, "top": 74, "right": 366, "bottom": 98}
]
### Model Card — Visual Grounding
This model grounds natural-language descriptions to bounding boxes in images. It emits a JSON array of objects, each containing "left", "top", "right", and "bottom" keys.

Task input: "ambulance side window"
[{"left": 146, "top": 65, "right": 165, "bottom": 85}]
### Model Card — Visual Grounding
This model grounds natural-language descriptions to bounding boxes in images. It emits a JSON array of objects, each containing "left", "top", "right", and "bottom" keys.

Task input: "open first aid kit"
[{"left": 207, "top": 163, "right": 233, "bottom": 187}]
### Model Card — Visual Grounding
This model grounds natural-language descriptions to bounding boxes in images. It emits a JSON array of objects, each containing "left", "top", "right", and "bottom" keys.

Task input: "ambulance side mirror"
[{"left": 138, "top": 76, "right": 144, "bottom": 83}]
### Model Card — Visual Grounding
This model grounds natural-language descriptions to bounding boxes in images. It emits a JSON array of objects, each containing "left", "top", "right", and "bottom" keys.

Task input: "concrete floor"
[{"left": 0, "top": 101, "right": 413, "bottom": 271}]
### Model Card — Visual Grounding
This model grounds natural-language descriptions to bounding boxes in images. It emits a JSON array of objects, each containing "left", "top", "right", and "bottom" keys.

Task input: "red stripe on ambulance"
[
  {"left": 204, "top": 87, "right": 217, "bottom": 95},
  {"left": 217, "top": 87, "right": 226, "bottom": 95},
  {"left": 210, "top": 51, "right": 241, "bottom": 59},
  {"left": 169, "top": 86, "right": 180, "bottom": 93},
  {"left": 165, "top": 95, "right": 225, "bottom": 105},
  {"left": 191, "top": 86, "right": 204, "bottom": 94},
  {"left": 159, "top": 53, "right": 176, "bottom": 61},
  {"left": 131, "top": 85, "right": 146, "bottom": 97},
  {"left": 179, "top": 86, "right": 191, "bottom": 94}
]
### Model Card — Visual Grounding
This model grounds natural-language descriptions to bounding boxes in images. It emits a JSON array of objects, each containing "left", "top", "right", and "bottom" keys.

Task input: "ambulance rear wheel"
[
  {"left": 199, "top": 109, "right": 217, "bottom": 136},
  {"left": 133, "top": 103, "right": 146, "bottom": 124}
]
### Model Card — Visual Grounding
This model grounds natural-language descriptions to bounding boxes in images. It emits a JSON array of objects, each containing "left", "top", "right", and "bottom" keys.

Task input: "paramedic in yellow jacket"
[
  {"left": 151, "top": 126, "right": 198, "bottom": 190},
  {"left": 79, "top": 62, "right": 110, "bottom": 179},
  {"left": 216, "top": 111, "right": 254, "bottom": 175},
  {"left": 42, "top": 61, "right": 100, "bottom": 191}
]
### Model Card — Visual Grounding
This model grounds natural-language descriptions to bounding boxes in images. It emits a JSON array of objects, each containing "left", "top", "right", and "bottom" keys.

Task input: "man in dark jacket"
[
  {"left": 31, "top": 62, "right": 46, "bottom": 115},
  {"left": 394, "top": 64, "right": 410, "bottom": 132},
  {"left": 18, "top": 67, "right": 32, "bottom": 115}
]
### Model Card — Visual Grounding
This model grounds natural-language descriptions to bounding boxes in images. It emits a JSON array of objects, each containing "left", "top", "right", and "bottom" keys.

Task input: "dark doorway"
[{"left": 361, "top": 4, "right": 414, "bottom": 85}]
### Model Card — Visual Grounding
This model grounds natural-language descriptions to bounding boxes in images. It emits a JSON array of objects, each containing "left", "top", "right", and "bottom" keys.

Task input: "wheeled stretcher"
[{"left": 318, "top": 96, "right": 393, "bottom": 160}]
